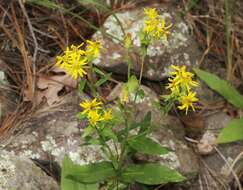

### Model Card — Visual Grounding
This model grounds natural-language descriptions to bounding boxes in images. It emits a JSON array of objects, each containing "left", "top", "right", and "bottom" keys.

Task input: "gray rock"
[
  {"left": 2, "top": 92, "right": 104, "bottom": 166},
  {"left": 92, "top": 4, "right": 201, "bottom": 81},
  {"left": 0, "top": 62, "right": 8, "bottom": 122},
  {"left": 200, "top": 112, "right": 243, "bottom": 186},
  {"left": 0, "top": 150, "right": 59, "bottom": 190}
]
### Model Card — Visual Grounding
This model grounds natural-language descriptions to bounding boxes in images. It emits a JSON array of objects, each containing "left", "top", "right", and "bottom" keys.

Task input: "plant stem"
[
  {"left": 138, "top": 51, "right": 146, "bottom": 85},
  {"left": 225, "top": 0, "right": 233, "bottom": 81},
  {"left": 133, "top": 49, "right": 147, "bottom": 103},
  {"left": 127, "top": 51, "right": 132, "bottom": 80},
  {"left": 94, "top": 126, "right": 116, "bottom": 164},
  {"left": 87, "top": 63, "right": 98, "bottom": 97},
  {"left": 117, "top": 108, "right": 130, "bottom": 171}
]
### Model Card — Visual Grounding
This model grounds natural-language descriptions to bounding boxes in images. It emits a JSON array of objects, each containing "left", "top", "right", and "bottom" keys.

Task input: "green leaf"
[
  {"left": 61, "top": 156, "right": 98, "bottom": 190},
  {"left": 128, "top": 136, "right": 170, "bottom": 155},
  {"left": 127, "top": 75, "right": 139, "bottom": 93},
  {"left": 65, "top": 160, "right": 116, "bottom": 183},
  {"left": 82, "top": 125, "right": 95, "bottom": 138},
  {"left": 101, "top": 127, "right": 118, "bottom": 142},
  {"left": 137, "top": 89, "right": 145, "bottom": 99},
  {"left": 217, "top": 118, "right": 243, "bottom": 144},
  {"left": 93, "top": 67, "right": 106, "bottom": 76},
  {"left": 82, "top": 137, "right": 101, "bottom": 146},
  {"left": 95, "top": 73, "right": 112, "bottom": 87},
  {"left": 121, "top": 163, "right": 186, "bottom": 185},
  {"left": 138, "top": 111, "right": 151, "bottom": 134},
  {"left": 79, "top": 80, "right": 86, "bottom": 93},
  {"left": 26, "top": 0, "right": 60, "bottom": 9},
  {"left": 193, "top": 68, "right": 243, "bottom": 109}
]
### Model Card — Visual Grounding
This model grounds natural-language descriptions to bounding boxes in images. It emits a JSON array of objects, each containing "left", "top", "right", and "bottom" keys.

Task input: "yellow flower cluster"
[
  {"left": 143, "top": 8, "right": 172, "bottom": 41},
  {"left": 80, "top": 98, "right": 112, "bottom": 125},
  {"left": 167, "top": 65, "right": 199, "bottom": 114},
  {"left": 56, "top": 40, "right": 101, "bottom": 79}
]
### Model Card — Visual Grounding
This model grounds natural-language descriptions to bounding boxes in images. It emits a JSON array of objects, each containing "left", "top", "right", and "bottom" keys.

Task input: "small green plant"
[{"left": 59, "top": 8, "right": 200, "bottom": 190}]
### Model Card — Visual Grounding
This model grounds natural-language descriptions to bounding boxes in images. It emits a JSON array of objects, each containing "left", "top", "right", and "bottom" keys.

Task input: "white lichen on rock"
[
  {"left": 0, "top": 153, "right": 16, "bottom": 189},
  {"left": 159, "top": 152, "right": 181, "bottom": 169},
  {"left": 40, "top": 134, "right": 104, "bottom": 165},
  {"left": 21, "top": 149, "right": 40, "bottom": 159},
  {"left": 111, "top": 52, "right": 122, "bottom": 60},
  {"left": 91, "top": 5, "right": 200, "bottom": 81}
]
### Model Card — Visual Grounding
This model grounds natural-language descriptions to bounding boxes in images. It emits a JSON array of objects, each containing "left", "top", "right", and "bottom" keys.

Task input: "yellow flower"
[
  {"left": 166, "top": 77, "right": 180, "bottom": 94},
  {"left": 56, "top": 44, "right": 88, "bottom": 79},
  {"left": 144, "top": 8, "right": 158, "bottom": 19},
  {"left": 144, "top": 18, "right": 160, "bottom": 34},
  {"left": 88, "top": 110, "right": 103, "bottom": 125},
  {"left": 178, "top": 91, "right": 198, "bottom": 114},
  {"left": 120, "top": 85, "right": 129, "bottom": 103},
  {"left": 124, "top": 33, "right": 132, "bottom": 49},
  {"left": 155, "top": 19, "right": 173, "bottom": 41},
  {"left": 168, "top": 65, "right": 199, "bottom": 92},
  {"left": 143, "top": 8, "right": 172, "bottom": 41},
  {"left": 66, "top": 57, "right": 88, "bottom": 79},
  {"left": 85, "top": 40, "right": 101, "bottom": 59},
  {"left": 80, "top": 98, "right": 103, "bottom": 115},
  {"left": 103, "top": 109, "right": 113, "bottom": 121}
]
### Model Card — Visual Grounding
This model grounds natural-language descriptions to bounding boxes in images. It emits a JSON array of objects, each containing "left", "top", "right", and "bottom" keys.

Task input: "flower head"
[
  {"left": 80, "top": 98, "right": 103, "bottom": 115},
  {"left": 144, "top": 8, "right": 158, "bottom": 19},
  {"left": 79, "top": 98, "right": 113, "bottom": 125},
  {"left": 103, "top": 109, "right": 113, "bottom": 121},
  {"left": 167, "top": 65, "right": 199, "bottom": 93},
  {"left": 87, "top": 110, "right": 103, "bottom": 126},
  {"left": 178, "top": 91, "right": 198, "bottom": 114},
  {"left": 143, "top": 8, "right": 172, "bottom": 41},
  {"left": 56, "top": 40, "right": 101, "bottom": 79},
  {"left": 56, "top": 44, "right": 88, "bottom": 79},
  {"left": 124, "top": 33, "right": 133, "bottom": 49},
  {"left": 85, "top": 40, "right": 101, "bottom": 60},
  {"left": 166, "top": 65, "right": 199, "bottom": 114}
]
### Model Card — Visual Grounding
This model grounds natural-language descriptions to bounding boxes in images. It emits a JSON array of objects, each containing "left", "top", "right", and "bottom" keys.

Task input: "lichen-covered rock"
[
  {"left": 92, "top": 4, "right": 201, "bottom": 81},
  {"left": 0, "top": 150, "right": 59, "bottom": 190},
  {"left": 2, "top": 92, "right": 104, "bottom": 166},
  {"left": 0, "top": 60, "right": 8, "bottom": 122}
]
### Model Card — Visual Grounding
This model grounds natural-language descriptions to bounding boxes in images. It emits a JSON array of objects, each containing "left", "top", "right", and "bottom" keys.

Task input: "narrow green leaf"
[
  {"left": 193, "top": 68, "right": 243, "bottom": 109},
  {"left": 217, "top": 118, "right": 243, "bottom": 144},
  {"left": 121, "top": 163, "right": 186, "bottom": 185},
  {"left": 61, "top": 156, "right": 98, "bottom": 190},
  {"left": 93, "top": 67, "right": 106, "bottom": 76},
  {"left": 26, "top": 0, "right": 60, "bottom": 9},
  {"left": 82, "top": 125, "right": 95, "bottom": 138},
  {"left": 95, "top": 73, "right": 112, "bottom": 87},
  {"left": 66, "top": 160, "right": 116, "bottom": 183},
  {"left": 138, "top": 111, "right": 151, "bottom": 134},
  {"left": 79, "top": 80, "right": 86, "bottom": 93},
  {"left": 128, "top": 136, "right": 170, "bottom": 155}
]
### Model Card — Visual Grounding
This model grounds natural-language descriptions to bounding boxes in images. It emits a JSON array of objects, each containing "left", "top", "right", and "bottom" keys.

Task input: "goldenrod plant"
[
  {"left": 163, "top": 65, "right": 199, "bottom": 114},
  {"left": 60, "top": 8, "right": 199, "bottom": 190}
]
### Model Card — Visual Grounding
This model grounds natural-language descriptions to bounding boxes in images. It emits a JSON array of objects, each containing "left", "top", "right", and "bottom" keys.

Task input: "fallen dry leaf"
[{"left": 24, "top": 67, "right": 77, "bottom": 105}]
